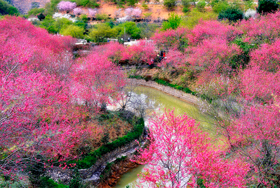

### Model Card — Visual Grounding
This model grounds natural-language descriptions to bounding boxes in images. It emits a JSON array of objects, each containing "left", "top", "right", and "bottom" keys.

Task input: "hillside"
[{"left": 10, "top": 0, "right": 50, "bottom": 14}]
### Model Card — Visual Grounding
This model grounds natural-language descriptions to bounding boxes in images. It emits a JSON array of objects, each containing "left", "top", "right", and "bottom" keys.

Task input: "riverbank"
[
  {"left": 128, "top": 78, "right": 201, "bottom": 106},
  {"left": 98, "top": 156, "right": 140, "bottom": 188}
]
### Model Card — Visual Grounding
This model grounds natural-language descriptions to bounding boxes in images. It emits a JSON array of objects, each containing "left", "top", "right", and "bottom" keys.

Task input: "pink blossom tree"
[
  {"left": 70, "top": 52, "right": 126, "bottom": 112},
  {"left": 152, "top": 27, "right": 189, "bottom": 51},
  {"left": 96, "top": 42, "right": 126, "bottom": 64},
  {"left": 249, "top": 39, "right": 280, "bottom": 72},
  {"left": 57, "top": 1, "right": 77, "bottom": 12},
  {"left": 134, "top": 111, "right": 249, "bottom": 187},
  {"left": 88, "top": 8, "right": 97, "bottom": 17},
  {"left": 122, "top": 40, "right": 156, "bottom": 65},
  {"left": 132, "top": 8, "right": 142, "bottom": 18},
  {"left": 73, "top": 7, "right": 83, "bottom": 16}
]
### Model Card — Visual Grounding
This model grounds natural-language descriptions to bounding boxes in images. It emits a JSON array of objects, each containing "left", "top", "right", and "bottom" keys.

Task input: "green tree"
[
  {"left": 218, "top": 6, "right": 243, "bottom": 22},
  {"left": 164, "top": 0, "right": 176, "bottom": 10},
  {"left": 162, "top": 13, "right": 181, "bottom": 30},
  {"left": 89, "top": 23, "right": 118, "bottom": 42},
  {"left": 137, "top": 22, "right": 158, "bottom": 38},
  {"left": 196, "top": 0, "right": 206, "bottom": 12},
  {"left": 127, "top": 0, "right": 138, "bottom": 6},
  {"left": 39, "top": 15, "right": 58, "bottom": 33},
  {"left": 180, "top": 9, "right": 217, "bottom": 28},
  {"left": 28, "top": 8, "right": 45, "bottom": 16},
  {"left": 116, "top": 21, "right": 141, "bottom": 39},
  {"left": 257, "top": 0, "right": 279, "bottom": 14},
  {"left": 182, "top": 0, "right": 191, "bottom": 12},
  {"left": 212, "top": 1, "right": 229, "bottom": 13},
  {"left": 0, "top": 0, "right": 19, "bottom": 15},
  {"left": 61, "top": 25, "right": 85, "bottom": 38}
]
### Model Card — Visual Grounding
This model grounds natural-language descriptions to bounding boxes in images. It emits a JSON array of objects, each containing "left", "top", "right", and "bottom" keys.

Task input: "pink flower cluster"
[
  {"left": 57, "top": 1, "right": 77, "bottom": 11},
  {"left": 125, "top": 7, "right": 142, "bottom": 18}
]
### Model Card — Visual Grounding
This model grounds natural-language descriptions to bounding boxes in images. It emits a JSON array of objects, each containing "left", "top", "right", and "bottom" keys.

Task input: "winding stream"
[{"left": 114, "top": 86, "right": 217, "bottom": 188}]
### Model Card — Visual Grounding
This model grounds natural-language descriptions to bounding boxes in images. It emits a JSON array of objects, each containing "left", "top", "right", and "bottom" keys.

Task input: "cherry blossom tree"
[
  {"left": 88, "top": 8, "right": 97, "bottom": 17},
  {"left": 187, "top": 38, "right": 241, "bottom": 74},
  {"left": 70, "top": 52, "right": 126, "bottom": 112},
  {"left": 122, "top": 40, "right": 156, "bottom": 65},
  {"left": 134, "top": 111, "right": 249, "bottom": 187},
  {"left": 57, "top": 1, "right": 77, "bottom": 12},
  {"left": 95, "top": 42, "right": 126, "bottom": 65},
  {"left": 152, "top": 27, "right": 189, "bottom": 51},
  {"left": 249, "top": 39, "right": 280, "bottom": 72},
  {"left": 132, "top": 8, "right": 142, "bottom": 18},
  {"left": 73, "top": 7, "right": 83, "bottom": 16}
]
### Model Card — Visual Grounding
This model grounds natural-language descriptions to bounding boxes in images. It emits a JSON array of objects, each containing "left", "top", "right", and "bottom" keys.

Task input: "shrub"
[
  {"left": 164, "top": 0, "right": 176, "bottom": 10},
  {"left": 218, "top": 6, "right": 243, "bottom": 22},
  {"left": 183, "top": 7, "right": 190, "bottom": 12},
  {"left": 68, "top": 117, "right": 144, "bottom": 169},
  {"left": 95, "top": 13, "right": 108, "bottom": 20},
  {"left": 154, "top": 78, "right": 194, "bottom": 94},
  {"left": 257, "top": 0, "right": 279, "bottom": 14},
  {"left": 39, "top": 177, "right": 68, "bottom": 188},
  {"left": 162, "top": 13, "right": 181, "bottom": 30},
  {"left": 89, "top": 24, "right": 118, "bottom": 42},
  {"left": 61, "top": 25, "right": 84, "bottom": 38},
  {"left": 0, "top": 0, "right": 19, "bottom": 15},
  {"left": 212, "top": 1, "right": 229, "bottom": 13},
  {"left": 180, "top": 9, "right": 218, "bottom": 28},
  {"left": 127, "top": 0, "right": 138, "bottom": 6},
  {"left": 196, "top": 0, "right": 206, "bottom": 12},
  {"left": 142, "top": 3, "right": 149, "bottom": 10},
  {"left": 28, "top": 8, "right": 45, "bottom": 16}
]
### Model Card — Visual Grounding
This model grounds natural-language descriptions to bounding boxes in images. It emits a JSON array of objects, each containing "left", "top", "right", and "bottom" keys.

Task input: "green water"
[{"left": 114, "top": 86, "right": 216, "bottom": 188}]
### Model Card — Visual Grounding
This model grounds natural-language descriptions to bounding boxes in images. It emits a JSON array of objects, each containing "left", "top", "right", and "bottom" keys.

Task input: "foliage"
[
  {"left": 73, "top": 0, "right": 100, "bottom": 7},
  {"left": 28, "top": 8, "right": 45, "bottom": 16},
  {"left": 69, "top": 118, "right": 144, "bottom": 168},
  {"left": 61, "top": 25, "right": 85, "bottom": 38},
  {"left": 0, "top": 0, "right": 19, "bottom": 15},
  {"left": 137, "top": 23, "right": 158, "bottom": 38},
  {"left": 88, "top": 23, "right": 118, "bottom": 42},
  {"left": 154, "top": 78, "right": 195, "bottom": 94},
  {"left": 196, "top": 0, "right": 206, "bottom": 12},
  {"left": 257, "top": 0, "right": 279, "bottom": 14},
  {"left": 164, "top": 0, "right": 176, "bottom": 10},
  {"left": 183, "top": 7, "right": 190, "bottom": 12},
  {"left": 142, "top": 2, "right": 149, "bottom": 10},
  {"left": 116, "top": 21, "right": 141, "bottom": 39},
  {"left": 95, "top": 13, "right": 109, "bottom": 20},
  {"left": 127, "top": 0, "right": 138, "bottom": 6},
  {"left": 218, "top": 6, "right": 244, "bottom": 22},
  {"left": 181, "top": 0, "right": 191, "bottom": 9},
  {"left": 212, "top": 0, "right": 229, "bottom": 13},
  {"left": 180, "top": 9, "right": 218, "bottom": 28},
  {"left": 39, "top": 177, "right": 68, "bottom": 188},
  {"left": 162, "top": 13, "right": 181, "bottom": 30},
  {"left": 69, "top": 168, "right": 84, "bottom": 188}
]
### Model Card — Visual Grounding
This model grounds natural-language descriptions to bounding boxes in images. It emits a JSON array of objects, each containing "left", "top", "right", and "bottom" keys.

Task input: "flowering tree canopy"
[{"left": 57, "top": 1, "right": 77, "bottom": 11}]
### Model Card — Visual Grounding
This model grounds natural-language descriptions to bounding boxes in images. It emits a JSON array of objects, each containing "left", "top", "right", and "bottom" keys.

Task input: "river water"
[{"left": 114, "top": 86, "right": 217, "bottom": 188}]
